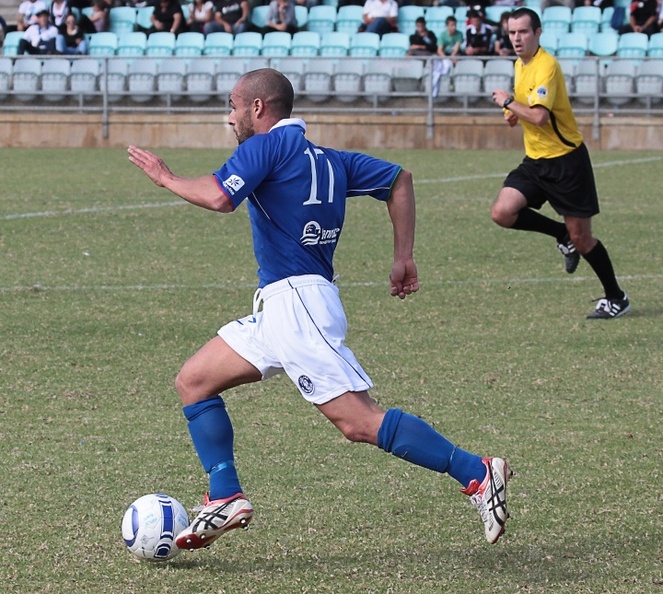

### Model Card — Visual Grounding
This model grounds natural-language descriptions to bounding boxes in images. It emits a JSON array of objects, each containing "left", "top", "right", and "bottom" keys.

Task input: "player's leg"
[
  {"left": 175, "top": 336, "right": 261, "bottom": 550},
  {"left": 317, "top": 391, "right": 511, "bottom": 543},
  {"left": 564, "top": 215, "right": 630, "bottom": 319}
]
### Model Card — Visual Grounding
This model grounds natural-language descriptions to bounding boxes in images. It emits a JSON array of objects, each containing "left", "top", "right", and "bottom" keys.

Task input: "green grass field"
[{"left": 1, "top": 147, "right": 661, "bottom": 594}]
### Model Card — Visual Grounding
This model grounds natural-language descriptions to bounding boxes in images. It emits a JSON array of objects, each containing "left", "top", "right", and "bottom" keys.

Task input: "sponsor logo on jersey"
[
  {"left": 298, "top": 375, "right": 314, "bottom": 395},
  {"left": 536, "top": 86, "right": 548, "bottom": 99},
  {"left": 222, "top": 174, "right": 245, "bottom": 195},
  {"left": 301, "top": 220, "right": 340, "bottom": 246}
]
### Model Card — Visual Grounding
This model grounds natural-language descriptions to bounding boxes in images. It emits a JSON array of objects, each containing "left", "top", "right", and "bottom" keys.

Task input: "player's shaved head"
[{"left": 237, "top": 68, "right": 294, "bottom": 119}]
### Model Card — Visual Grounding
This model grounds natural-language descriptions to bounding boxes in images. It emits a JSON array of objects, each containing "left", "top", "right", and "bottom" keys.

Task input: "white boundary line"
[
  {"left": 1, "top": 274, "right": 660, "bottom": 294},
  {"left": 1, "top": 156, "right": 661, "bottom": 222}
]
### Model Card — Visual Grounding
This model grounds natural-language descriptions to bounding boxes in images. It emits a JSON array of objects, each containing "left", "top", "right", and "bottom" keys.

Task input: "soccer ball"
[{"left": 121, "top": 493, "right": 190, "bottom": 561}]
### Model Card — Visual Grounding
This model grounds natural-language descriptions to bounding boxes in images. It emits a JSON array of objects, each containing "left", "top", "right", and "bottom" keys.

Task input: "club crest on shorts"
[{"left": 298, "top": 375, "right": 314, "bottom": 395}]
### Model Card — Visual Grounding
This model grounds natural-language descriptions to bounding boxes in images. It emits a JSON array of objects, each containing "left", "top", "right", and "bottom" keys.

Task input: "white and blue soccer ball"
[{"left": 121, "top": 493, "right": 189, "bottom": 561}]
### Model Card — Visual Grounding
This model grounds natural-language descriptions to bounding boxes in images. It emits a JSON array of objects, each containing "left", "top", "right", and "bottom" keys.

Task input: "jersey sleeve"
[
  {"left": 526, "top": 58, "right": 560, "bottom": 112},
  {"left": 212, "top": 136, "right": 274, "bottom": 209},
  {"left": 339, "top": 151, "right": 401, "bottom": 201}
]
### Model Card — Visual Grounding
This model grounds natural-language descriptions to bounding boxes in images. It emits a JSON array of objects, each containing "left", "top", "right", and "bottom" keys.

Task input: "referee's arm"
[{"left": 491, "top": 89, "right": 549, "bottom": 127}]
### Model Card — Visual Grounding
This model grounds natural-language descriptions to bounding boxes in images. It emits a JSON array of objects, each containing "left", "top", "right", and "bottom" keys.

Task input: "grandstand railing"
[{"left": 1, "top": 55, "right": 661, "bottom": 141}]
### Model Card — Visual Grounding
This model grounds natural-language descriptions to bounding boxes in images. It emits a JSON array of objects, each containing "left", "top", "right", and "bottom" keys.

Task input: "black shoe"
[
  {"left": 586, "top": 293, "right": 631, "bottom": 319},
  {"left": 557, "top": 235, "right": 580, "bottom": 274}
]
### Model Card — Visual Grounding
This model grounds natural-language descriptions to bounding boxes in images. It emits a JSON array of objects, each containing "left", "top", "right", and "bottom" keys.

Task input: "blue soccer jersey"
[{"left": 213, "top": 119, "right": 401, "bottom": 287}]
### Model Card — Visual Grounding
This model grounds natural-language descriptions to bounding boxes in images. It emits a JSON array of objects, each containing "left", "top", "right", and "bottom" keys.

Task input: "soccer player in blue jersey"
[{"left": 128, "top": 68, "right": 511, "bottom": 547}]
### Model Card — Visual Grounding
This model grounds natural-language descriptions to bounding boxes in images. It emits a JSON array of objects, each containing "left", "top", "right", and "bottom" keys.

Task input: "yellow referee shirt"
[{"left": 514, "top": 47, "right": 583, "bottom": 159}]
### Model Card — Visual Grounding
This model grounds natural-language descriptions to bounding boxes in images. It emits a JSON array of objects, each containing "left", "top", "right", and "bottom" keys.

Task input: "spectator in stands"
[
  {"left": 493, "top": 10, "right": 515, "bottom": 56},
  {"left": 295, "top": 0, "right": 319, "bottom": 9},
  {"left": 659, "top": 0, "right": 663, "bottom": 31},
  {"left": 187, "top": 0, "right": 215, "bottom": 33},
  {"left": 205, "top": 0, "right": 249, "bottom": 35},
  {"left": 49, "top": 0, "right": 71, "bottom": 30},
  {"left": 88, "top": 0, "right": 110, "bottom": 32},
  {"left": 153, "top": 0, "right": 185, "bottom": 34},
  {"left": 360, "top": 0, "right": 398, "bottom": 36},
  {"left": 619, "top": 0, "right": 659, "bottom": 36},
  {"left": 17, "top": 9, "right": 58, "bottom": 53},
  {"left": 408, "top": 16, "right": 437, "bottom": 55},
  {"left": 437, "top": 14, "right": 463, "bottom": 59},
  {"left": 17, "top": 0, "right": 48, "bottom": 31},
  {"left": 464, "top": 6, "right": 493, "bottom": 55},
  {"left": 56, "top": 11, "right": 88, "bottom": 53},
  {"left": 261, "top": 0, "right": 298, "bottom": 35}
]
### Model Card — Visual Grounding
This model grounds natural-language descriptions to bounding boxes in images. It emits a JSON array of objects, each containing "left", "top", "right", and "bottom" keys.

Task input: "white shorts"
[{"left": 218, "top": 275, "right": 373, "bottom": 405}]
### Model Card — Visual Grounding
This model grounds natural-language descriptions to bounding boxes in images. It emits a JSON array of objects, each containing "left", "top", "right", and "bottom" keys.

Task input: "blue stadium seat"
[
  {"left": 539, "top": 30, "right": 559, "bottom": 55},
  {"left": 573, "top": 59, "right": 600, "bottom": 104},
  {"left": 378, "top": 32, "right": 409, "bottom": 57},
  {"left": 157, "top": 58, "right": 187, "bottom": 102},
  {"left": 295, "top": 5, "right": 308, "bottom": 29},
  {"left": 397, "top": 5, "right": 425, "bottom": 37},
  {"left": 556, "top": 32, "right": 588, "bottom": 58},
  {"left": 88, "top": 32, "right": 119, "bottom": 56},
  {"left": 135, "top": 6, "right": 155, "bottom": 31},
  {"left": 174, "top": 32, "right": 205, "bottom": 57},
  {"left": 452, "top": 58, "right": 484, "bottom": 104},
  {"left": 2, "top": 31, "right": 25, "bottom": 56},
  {"left": 635, "top": 59, "right": 663, "bottom": 104},
  {"left": 604, "top": 59, "right": 636, "bottom": 106},
  {"left": 41, "top": 58, "right": 71, "bottom": 102},
  {"left": 617, "top": 32, "right": 648, "bottom": 63},
  {"left": 250, "top": 5, "right": 270, "bottom": 29},
  {"left": 12, "top": 58, "right": 42, "bottom": 102},
  {"left": 333, "top": 58, "right": 363, "bottom": 102},
  {"left": 109, "top": 6, "right": 137, "bottom": 36},
  {"left": 99, "top": 58, "right": 129, "bottom": 102},
  {"left": 482, "top": 58, "right": 513, "bottom": 91},
  {"left": 424, "top": 6, "right": 454, "bottom": 35},
  {"left": 570, "top": 6, "right": 601, "bottom": 36},
  {"left": 290, "top": 31, "right": 321, "bottom": 56},
  {"left": 363, "top": 59, "right": 393, "bottom": 104},
  {"left": 541, "top": 6, "right": 572, "bottom": 36},
  {"left": 349, "top": 32, "right": 380, "bottom": 57},
  {"left": 117, "top": 31, "right": 147, "bottom": 57},
  {"left": 261, "top": 31, "right": 292, "bottom": 56},
  {"left": 127, "top": 58, "right": 158, "bottom": 102},
  {"left": 146, "top": 32, "right": 176, "bottom": 57},
  {"left": 648, "top": 32, "right": 663, "bottom": 58},
  {"left": 232, "top": 32, "right": 263, "bottom": 56},
  {"left": 186, "top": 58, "right": 216, "bottom": 102},
  {"left": 70, "top": 58, "right": 100, "bottom": 100},
  {"left": 203, "top": 32, "right": 233, "bottom": 56},
  {"left": 320, "top": 31, "right": 350, "bottom": 56},
  {"left": 303, "top": 57, "right": 335, "bottom": 102},
  {"left": 588, "top": 30, "right": 618, "bottom": 57},
  {"left": 307, "top": 5, "right": 337, "bottom": 35},
  {"left": 335, "top": 5, "right": 363, "bottom": 35}
]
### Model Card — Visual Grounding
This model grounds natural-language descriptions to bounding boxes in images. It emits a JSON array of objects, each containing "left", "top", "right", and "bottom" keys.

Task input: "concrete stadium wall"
[{"left": 0, "top": 111, "right": 662, "bottom": 151}]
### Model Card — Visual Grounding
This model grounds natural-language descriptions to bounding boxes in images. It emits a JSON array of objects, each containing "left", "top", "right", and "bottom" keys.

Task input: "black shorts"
[{"left": 503, "top": 143, "right": 600, "bottom": 218}]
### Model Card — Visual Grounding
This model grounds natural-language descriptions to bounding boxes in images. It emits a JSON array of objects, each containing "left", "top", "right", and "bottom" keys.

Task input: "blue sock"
[
  {"left": 183, "top": 396, "right": 242, "bottom": 500},
  {"left": 377, "top": 408, "right": 486, "bottom": 488}
]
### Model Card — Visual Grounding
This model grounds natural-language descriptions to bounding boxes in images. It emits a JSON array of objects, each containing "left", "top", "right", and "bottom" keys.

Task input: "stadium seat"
[
  {"left": 525, "top": 0, "right": 542, "bottom": 9},
  {"left": 604, "top": 59, "right": 636, "bottom": 105},
  {"left": 70, "top": 58, "right": 100, "bottom": 101},
  {"left": 290, "top": 31, "right": 321, "bottom": 56},
  {"left": 424, "top": 6, "right": 454, "bottom": 34},
  {"left": 250, "top": 5, "right": 270, "bottom": 29},
  {"left": 116, "top": 31, "right": 147, "bottom": 57},
  {"left": 573, "top": 58, "right": 601, "bottom": 104},
  {"left": 303, "top": 58, "right": 335, "bottom": 102},
  {"left": 185, "top": 58, "right": 215, "bottom": 102},
  {"left": 41, "top": 58, "right": 71, "bottom": 102},
  {"left": 0, "top": 57, "right": 12, "bottom": 100},
  {"left": 378, "top": 32, "right": 409, "bottom": 57},
  {"left": 261, "top": 31, "right": 292, "bottom": 57},
  {"left": 215, "top": 57, "right": 245, "bottom": 98},
  {"left": 174, "top": 32, "right": 205, "bottom": 57},
  {"left": 397, "top": 5, "right": 425, "bottom": 37},
  {"left": 295, "top": 5, "right": 308, "bottom": 29},
  {"left": 2, "top": 31, "right": 25, "bottom": 57},
  {"left": 127, "top": 58, "right": 158, "bottom": 102},
  {"left": 307, "top": 5, "right": 337, "bottom": 35},
  {"left": 271, "top": 57, "right": 306, "bottom": 91},
  {"left": 12, "top": 58, "right": 42, "bottom": 102},
  {"left": 335, "top": 5, "right": 363, "bottom": 35},
  {"left": 599, "top": 6, "right": 615, "bottom": 32},
  {"left": 617, "top": 32, "right": 648, "bottom": 62},
  {"left": 556, "top": 32, "right": 588, "bottom": 58},
  {"left": 557, "top": 57, "right": 577, "bottom": 91},
  {"left": 452, "top": 58, "right": 484, "bottom": 104},
  {"left": 454, "top": 6, "right": 468, "bottom": 33},
  {"left": 88, "top": 32, "right": 119, "bottom": 56},
  {"left": 570, "top": 6, "right": 601, "bottom": 36},
  {"left": 541, "top": 6, "right": 572, "bottom": 36},
  {"left": 363, "top": 59, "right": 393, "bottom": 103},
  {"left": 323, "top": 0, "right": 338, "bottom": 6},
  {"left": 349, "top": 32, "right": 380, "bottom": 57},
  {"left": 588, "top": 30, "right": 618, "bottom": 58},
  {"left": 392, "top": 58, "right": 424, "bottom": 93},
  {"left": 647, "top": 32, "right": 663, "bottom": 58},
  {"left": 145, "top": 32, "right": 176, "bottom": 57},
  {"left": 482, "top": 58, "right": 513, "bottom": 92},
  {"left": 135, "top": 6, "right": 155, "bottom": 31},
  {"left": 484, "top": 5, "right": 507, "bottom": 25},
  {"left": 109, "top": 6, "right": 137, "bottom": 36},
  {"left": 203, "top": 32, "right": 234, "bottom": 56},
  {"left": 319, "top": 31, "right": 350, "bottom": 56},
  {"left": 635, "top": 59, "right": 663, "bottom": 105},
  {"left": 333, "top": 58, "right": 364, "bottom": 102},
  {"left": 99, "top": 58, "right": 129, "bottom": 102},
  {"left": 232, "top": 32, "right": 263, "bottom": 56},
  {"left": 244, "top": 57, "right": 270, "bottom": 72},
  {"left": 157, "top": 58, "right": 187, "bottom": 102},
  {"left": 539, "top": 30, "right": 559, "bottom": 55}
]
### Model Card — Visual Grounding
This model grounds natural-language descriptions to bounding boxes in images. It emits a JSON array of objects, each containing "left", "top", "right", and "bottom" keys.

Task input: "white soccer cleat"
[
  {"left": 175, "top": 492, "right": 254, "bottom": 551},
  {"left": 461, "top": 457, "right": 512, "bottom": 544}
]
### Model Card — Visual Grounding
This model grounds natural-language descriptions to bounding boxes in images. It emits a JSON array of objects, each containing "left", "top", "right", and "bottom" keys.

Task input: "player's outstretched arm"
[
  {"left": 387, "top": 169, "right": 419, "bottom": 300},
  {"left": 127, "top": 145, "right": 233, "bottom": 212}
]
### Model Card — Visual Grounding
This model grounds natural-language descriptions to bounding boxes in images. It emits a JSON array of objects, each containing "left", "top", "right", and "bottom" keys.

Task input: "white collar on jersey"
[{"left": 270, "top": 118, "right": 307, "bottom": 133}]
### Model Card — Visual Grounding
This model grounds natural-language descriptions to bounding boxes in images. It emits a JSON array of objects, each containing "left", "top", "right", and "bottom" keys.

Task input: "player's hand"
[
  {"left": 127, "top": 145, "right": 172, "bottom": 187},
  {"left": 389, "top": 258, "right": 419, "bottom": 300}
]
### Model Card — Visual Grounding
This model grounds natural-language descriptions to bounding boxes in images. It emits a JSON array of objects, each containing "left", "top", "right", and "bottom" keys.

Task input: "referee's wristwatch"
[{"left": 502, "top": 97, "right": 514, "bottom": 109}]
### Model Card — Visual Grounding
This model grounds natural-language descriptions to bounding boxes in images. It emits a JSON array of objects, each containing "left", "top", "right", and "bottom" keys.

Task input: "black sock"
[
  {"left": 511, "top": 209, "right": 568, "bottom": 241},
  {"left": 582, "top": 240, "right": 624, "bottom": 300}
]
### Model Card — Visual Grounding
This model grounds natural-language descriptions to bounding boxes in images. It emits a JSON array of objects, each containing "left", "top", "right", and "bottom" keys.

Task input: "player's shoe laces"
[
  {"left": 175, "top": 492, "right": 253, "bottom": 551},
  {"left": 557, "top": 235, "right": 580, "bottom": 274},
  {"left": 586, "top": 293, "right": 631, "bottom": 320},
  {"left": 461, "top": 457, "right": 512, "bottom": 544}
]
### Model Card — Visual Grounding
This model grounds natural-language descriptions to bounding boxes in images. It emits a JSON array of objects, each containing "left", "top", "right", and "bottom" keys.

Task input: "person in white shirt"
[
  {"left": 17, "top": 0, "right": 48, "bottom": 31},
  {"left": 18, "top": 9, "right": 58, "bottom": 54},
  {"left": 361, "top": 0, "right": 397, "bottom": 36}
]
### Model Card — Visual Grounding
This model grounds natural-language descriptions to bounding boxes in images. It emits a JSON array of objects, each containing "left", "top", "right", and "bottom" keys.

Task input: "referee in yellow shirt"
[{"left": 490, "top": 7, "right": 630, "bottom": 319}]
